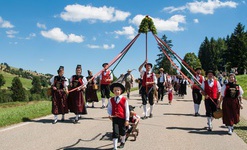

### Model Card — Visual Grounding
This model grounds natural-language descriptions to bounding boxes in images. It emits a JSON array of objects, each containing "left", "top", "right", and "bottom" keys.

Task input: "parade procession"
[{"left": 1, "top": 1, "right": 247, "bottom": 150}]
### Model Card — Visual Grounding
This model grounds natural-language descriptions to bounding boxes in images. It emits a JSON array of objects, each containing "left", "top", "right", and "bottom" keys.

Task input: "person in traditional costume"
[
  {"left": 191, "top": 68, "right": 205, "bottom": 116},
  {"left": 201, "top": 70, "right": 221, "bottom": 131},
  {"left": 85, "top": 70, "right": 99, "bottom": 108},
  {"left": 167, "top": 83, "right": 173, "bottom": 105},
  {"left": 50, "top": 66, "right": 69, "bottom": 124},
  {"left": 157, "top": 68, "right": 167, "bottom": 102},
  {"left": 68, "top": 65, "right": 88, "bottom": 124},
  {"left": 139, "top": 61, "right": 157, "bottom": 119},
  {"left": 178, "top": 76, "right": 188, "bottom": 99},
  {"left": 218, "top": 73, "right": 244, "bottom": 135},
  {"left": 100, "top": 63, "right": 113, "bottom": 108},
  {"left": 122, "top": 69, "right": 134, "bottom": 99},
  {"left": 107, "top": 83, "right": 129, "bottom": 150}
]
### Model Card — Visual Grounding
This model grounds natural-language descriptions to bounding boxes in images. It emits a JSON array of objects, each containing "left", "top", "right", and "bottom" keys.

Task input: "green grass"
[
  {"left": 235, "top": 117, "right": 247, "bottom": 144},
  {"left": 0, "top": 70, "right": 32, "bottom": 90},
  {"left": 0, "top": 101, "right": 51, "bottom": 127},
  {"left": 236, "top": 75, "right": 247, "bottom": 99}
]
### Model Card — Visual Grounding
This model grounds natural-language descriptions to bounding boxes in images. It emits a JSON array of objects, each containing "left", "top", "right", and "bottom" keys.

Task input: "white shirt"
[
  {"left": 70, "top": 75, "right": 88, "bottom": 88},
  {"left": 140, "top": 70, "right": 157, "bottom": 84},
  {"left": 159, "top": 73, "right": 166, "bottom": 83},
  {"left": 50, "top": 75, "right": 69, "bottom": 88},
  {"left": 100, "top": 69, "right": 113, "bottom": 81},
  {"left": 221, "top": 84, "right": 244, "bottom": 97},
  {"left": 201, "top": 79, "right": 221, "bottom": 92},
  {"left": 107, "top": 95, "right": 130, "bottom": 121}
]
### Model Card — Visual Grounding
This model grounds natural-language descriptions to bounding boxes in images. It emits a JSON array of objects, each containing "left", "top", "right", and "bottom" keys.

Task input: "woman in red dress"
[{"left": 218, "top": 73, "right": 244, "bottom": 135}]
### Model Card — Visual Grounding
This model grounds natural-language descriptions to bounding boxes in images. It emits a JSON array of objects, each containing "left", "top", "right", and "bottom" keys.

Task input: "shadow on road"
[
  {"left": 176, "top": 99, "right": 193, "bottom": 102},
  {"left": 163, "top": 113, "right": 195, "bottom": 117},
  {"left": 166, "top": 126, "right": 227, "bottom": 135}
]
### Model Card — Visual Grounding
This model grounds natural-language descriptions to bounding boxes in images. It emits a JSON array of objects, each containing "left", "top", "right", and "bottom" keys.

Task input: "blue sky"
[{"left": 0, "top": 0, "right": 246, "bottom": 79}]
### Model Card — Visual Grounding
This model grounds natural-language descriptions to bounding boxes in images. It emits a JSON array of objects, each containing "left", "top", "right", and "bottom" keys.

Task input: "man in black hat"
[
  {"left": 122, "top": 69, "right": 134, "bottom": 99},
  {"left": 50, "top": 66, "right": 69, "bottom": 124},
  {"left": 201, "top": 70, "right": 221, "bottom": 131},
  {"left": 191, "top": 68, "right": 204, "bottom": 116},
  {"left": 100, "top": 63, "right": 113, "bottom": 108},
  {"left": 107, "top": 82, "right": 129, "bottom": 149},
  {"left": 139, "top": 61, "right": 157, "bottom": 119}
]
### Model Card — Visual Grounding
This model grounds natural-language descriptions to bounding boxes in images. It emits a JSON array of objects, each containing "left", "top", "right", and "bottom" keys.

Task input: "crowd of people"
[{"left": 50, "top": 62, "right": 244, "bottom": 150}]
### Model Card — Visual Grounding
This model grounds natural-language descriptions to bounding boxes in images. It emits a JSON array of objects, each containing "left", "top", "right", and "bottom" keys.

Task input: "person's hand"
[
  {"left": 52, "top": 86, "right": 57, "bottom": 90},
  {"left": 125, "top": 121, "right": 129, "bottom": 126},
  {"left": 217, "top": 103, "right": 221, "bottom": 109},
  {"left": 240, "top": 103, "right": 244, "bottom": 109},
  {"left": 65, "top": 89, "right": 69, "bottom": 95},
  {"left": 205, "top": 95, "right": 209, "bottom": 99},
  {"left": 77, "top": 87, "right": 81, "bottom": 91}
]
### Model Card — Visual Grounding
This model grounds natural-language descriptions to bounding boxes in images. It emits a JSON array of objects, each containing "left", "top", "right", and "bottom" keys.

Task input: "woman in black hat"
[
  {"left": 85, "top": 70, "right": 99, "bottom": 108},
  {"left": 201, "top": 70, "right": 221, "bottom": 131},
  {"left": 68, "top": 65, "right": 88, "bottom": 124},
  {"left": 218, "top": 73, "right": 244, "bottom": 135},
  {"left": 50, "top": 66, "right": 69, "bottom": 124}
]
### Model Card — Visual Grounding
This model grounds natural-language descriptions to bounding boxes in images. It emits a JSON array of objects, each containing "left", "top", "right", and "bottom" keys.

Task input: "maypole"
[{"left": 138, "top": 15, "right": 157, "bottom": 93}]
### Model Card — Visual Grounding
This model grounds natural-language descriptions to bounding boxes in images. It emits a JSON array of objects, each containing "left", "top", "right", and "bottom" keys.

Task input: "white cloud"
[
  {"left": 92, "top": 37, "right": 97, "bottom": 41},
  {"left": 87, "top": 44, "right": 115, "bottom": 49},
  {"left": 25, "top": 33, "right": 36, "bottom": 40},
  {"left": 0, "top": 16, "right": 14, "bottom": 28},
  {"left": 193, "top": 18, "right": 199, "bottom": 23},
  {"left": 60, "top": 4, "right": 131, "bottom": 22},
  {"left": 41, "top": 27, "right": 84, "bottom": 43},
  {"left": 242, "top": 1, "right": 246, "bottom": 4},
  {"left": 39, "top": 58, "right": 44, "bottom": 62},
  {"left": 114, "top": 26, "right": 136, "bottom": 39},
  {"left": 6, "top": 30, "right": 18, "bottom": 38},
  {"left": 163, "top": 0, "right": 238, "bottom": 15},
  {"left": 37, "top": 23, "right": 46, "bottom": 29},
  {"left": 129, "top": 14, "right": 186, "bottom": 32},
  {"left": 9, "top": 42, "right": 18, "bottom": 45}
]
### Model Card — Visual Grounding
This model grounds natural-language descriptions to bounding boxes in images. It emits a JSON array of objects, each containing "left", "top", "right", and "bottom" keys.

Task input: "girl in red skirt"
[{"left": 167, "top": 84, "right": 173, "bottom": 105}]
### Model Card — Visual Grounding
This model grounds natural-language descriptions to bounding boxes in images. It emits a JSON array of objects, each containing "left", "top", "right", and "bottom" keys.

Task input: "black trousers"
[
  {"left": 205, "top": 99, "right": 218, "bottom": 117},
  {"left": 141, "top": 86, "right": 154, "bottom": 105},
  {"left": 192, "top": 89, "right": 202, "bottom": 104},
  {"left": 100, "top": 84, "right": 110, "bottom": 98},
  {"left": 112, "top": 117, "right": 126, "bottom": 138},
  {"left": 158, "top": 82, "right": 165, "bottom": 100}
]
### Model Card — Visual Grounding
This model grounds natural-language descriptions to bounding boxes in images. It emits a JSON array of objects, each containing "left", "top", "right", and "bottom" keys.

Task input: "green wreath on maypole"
[{"left": 138, "top": 15, "right": 157, "bottom": 34}]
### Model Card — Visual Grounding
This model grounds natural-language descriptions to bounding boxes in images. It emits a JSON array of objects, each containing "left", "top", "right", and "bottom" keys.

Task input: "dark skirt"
[
  {"left": 222, "top": 97, "right": 240, "bottom": 126},
  {"left": 68, "top": 90, "right": 87, "bottom": 115},
  {"left": 52, "top": 90, "right": 69, "bottom": 115},
  {"left": 85, "top": 85, "right": 99, "bottom": 102}
]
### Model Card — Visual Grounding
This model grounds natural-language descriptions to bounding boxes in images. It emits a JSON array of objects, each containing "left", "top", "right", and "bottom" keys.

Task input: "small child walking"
[
  {"left": 167, "top": 84, "right": 173, "bottom": 105},
  {"left": 108, "top": 83, "right": 129, "bottom": 150}
]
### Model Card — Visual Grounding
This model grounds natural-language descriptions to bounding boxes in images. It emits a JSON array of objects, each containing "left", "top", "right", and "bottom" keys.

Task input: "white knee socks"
[
  {"left": 102, "top": 98, "right": 105, "bottom": 106},
  {"left": 150, "top": 105, "right": 153, "bottom": 114},
  {"left": 143, "top": 105, "right": 147, "bottom": 116},
  {"left": 113, "top": 138, "right": 118, "bottom": 149},
  {"left": 194, "top": 104, "right": 200, "bottom": 113},
  {"left": 54, "top": 115, "right": 58, "bottom": 121},
  {"left": 121, "top": 135, "right": 126, "bottom": 143}
]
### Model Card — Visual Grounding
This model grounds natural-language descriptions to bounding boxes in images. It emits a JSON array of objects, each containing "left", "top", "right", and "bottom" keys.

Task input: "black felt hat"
[
  {"left": 195, "top": 67, "right": 202, "bottom": 71},
  {"left": 144, "top": 63, "right": 153, "bottom": 68},
  {"left": 57, "top": 66, "right": 64, "bottom": 74},
  {"left": 129, "top": 105, "right": 135, "bottom": 111},
  {"left": 102, "top": 63, "right": 108, "bottom": 67},
  {"left": 110, "top": 83, "right": 125, "bottom": 94},
  {"left": 206, "top": 70, "right": 215, "bottom": 76},
  {"left": 76, "top": 64, "right": 81, "bottom": 69}
]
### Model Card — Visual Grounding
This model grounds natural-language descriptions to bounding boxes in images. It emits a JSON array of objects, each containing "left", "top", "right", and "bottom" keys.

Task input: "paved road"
[{"left": 1, "top": 88, "right": 247, "bottom": 150}]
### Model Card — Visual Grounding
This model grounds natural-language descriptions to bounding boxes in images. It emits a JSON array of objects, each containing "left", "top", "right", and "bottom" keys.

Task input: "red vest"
[
  {"left": 142, "top": 72, "right": 154, "bottom": 88},
  {"left": 193, "top": 75, "right": 203, "bottom": 90},
  {"left": 111, "top": 97, "right": 126, "bottom": 119},
  {"left": 204, "top": 80, "right": 218, "bottom": 99},
  {"left": 100, "top": 70, "right": 111, "bottom": 85}
]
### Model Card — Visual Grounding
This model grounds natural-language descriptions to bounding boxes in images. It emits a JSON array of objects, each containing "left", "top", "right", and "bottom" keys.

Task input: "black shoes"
[
  {"left": 73, "top": 119, "right": 79, "bottom": 124},
  {"left": 118, "top": 143, "right": 125, "bottom": 149},
  {"left": 195, "top": 113, "right": 200, "bottom": 116},
  {"left": 149, "top": 113, "right": 153, "bottom": 118}
]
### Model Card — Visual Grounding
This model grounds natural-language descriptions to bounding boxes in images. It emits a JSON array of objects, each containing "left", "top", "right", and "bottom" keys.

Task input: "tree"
[
  {"left": 40, "top": 76, "right": 49, "bottom": 87},
  {"left": 0, "top": 74, "right": 6, "bottom": 88},
  {"left": 11, "top": 77, "right": 26, "bottom": 101},
  {"left": 154, "top": 34, "right": 177, "bottom": 74},
  {"left": 226, "top": 23, "right": 247, "bottom": 74},
  {"left": 30, "top": 76, "right": 42, "bottom": 94},
  {"left": 181, "top": 53, "right": 202, "bottom": 76}
]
